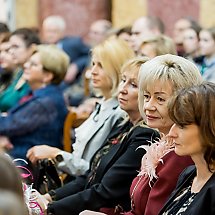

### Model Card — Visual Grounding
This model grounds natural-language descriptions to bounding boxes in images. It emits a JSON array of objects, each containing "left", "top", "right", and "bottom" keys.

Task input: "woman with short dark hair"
[{"left": 159, "top": 82, "right": 215, "bottom": 215}]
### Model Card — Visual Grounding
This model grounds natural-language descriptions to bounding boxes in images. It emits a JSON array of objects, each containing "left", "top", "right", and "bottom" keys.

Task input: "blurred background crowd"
[{"left": 0, "top": 0, "right": 215, "bottom": 214}]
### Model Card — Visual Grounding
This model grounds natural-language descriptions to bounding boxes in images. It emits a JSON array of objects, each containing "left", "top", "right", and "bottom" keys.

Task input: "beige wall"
[
  {"left": 112, "top": 0, "right": 147, "bottom": 28},
  {"left": 200, "top": 0, "right": 215, "bottom": 28},
  {"left": 16, "top": 0, "right": 38, "bottom": 28},
  {"left": 14, "top": 0, "right": 215, "bottom": 33}
]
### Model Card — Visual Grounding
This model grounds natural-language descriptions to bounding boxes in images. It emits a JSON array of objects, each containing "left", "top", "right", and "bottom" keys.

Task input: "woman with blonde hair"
[
  {"left": 125, "top": 54, "right": 202, "bottom": 215},
  {"left": 35, "top": 56, "right": 160, "bottom": 215},
  {"left": 138, "top": 35, "right": 176, "bottom": 58},
  {"left": 27, "top": 37, "right": 134, "bottom": 176},
  {"left": 81, "top": 54, "right": 203, "bottom": 215},
  {"left": 0, "top": 45, "right": 69, "bottom": 159}
]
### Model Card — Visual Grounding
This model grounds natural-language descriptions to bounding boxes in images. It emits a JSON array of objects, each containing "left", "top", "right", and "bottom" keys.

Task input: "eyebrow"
[
  {"left": 130, "top": 78, "right": 138, "bottom": 83},
  {"left": 122, "top": 75, "right": 137, "bottom": 82},
  {"left": 131, "top": 31, "right": 141, "bottom": 35},
  {"left": 144, "top": 90, "right": 168, "bottom": 95}
]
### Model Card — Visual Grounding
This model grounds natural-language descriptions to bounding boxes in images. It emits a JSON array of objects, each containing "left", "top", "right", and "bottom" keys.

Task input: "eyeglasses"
[
  {"left": 25, "top": 59, "right": 50, "bottom": 72},
  {"left": 27, "top": 60, "right": 40, "bottom": 67},
  {"left": 10, "top": 44, "right": 26, "bottom": 50},
  {"left": 131, "top": 31, "right": 141, "bottom": 36}
]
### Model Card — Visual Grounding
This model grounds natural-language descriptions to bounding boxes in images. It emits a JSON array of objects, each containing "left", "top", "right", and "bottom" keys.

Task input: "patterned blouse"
[{"left": 162, "top": 183, "right": 197, "bottom": 215}]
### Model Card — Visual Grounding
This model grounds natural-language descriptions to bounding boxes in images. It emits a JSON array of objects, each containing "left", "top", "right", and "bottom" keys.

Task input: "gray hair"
[{"left": 43, "top": 15, "right": 66, "bottom": 31}]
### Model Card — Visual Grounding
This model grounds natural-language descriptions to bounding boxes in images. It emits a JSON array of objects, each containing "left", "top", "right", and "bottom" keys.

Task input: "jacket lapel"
[
  {"left": 76, "top": 98, "right": 119, "bottom": 145},
  {"left": 93, "top": 121, "right": 133, "bottom": 181}
]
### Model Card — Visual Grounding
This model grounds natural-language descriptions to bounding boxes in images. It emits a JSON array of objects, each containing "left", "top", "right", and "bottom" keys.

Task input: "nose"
[
  {"left": 168, "top": 124, "right": 178, "bottom": 138},
  {"left": 23, "top": 61, "right": 29, "bottom": 70},
  {"left": 91, "top": 65, "right": 98, "bottom": 75},
  {"left": 119, "top": 81, "right": 128, "bottom": 94},
  {"left": 144, "top": 98, "right": 156, "bottom": 111},
  {"left": 8, "top": 48, "right": 13, "bottom": 55}
]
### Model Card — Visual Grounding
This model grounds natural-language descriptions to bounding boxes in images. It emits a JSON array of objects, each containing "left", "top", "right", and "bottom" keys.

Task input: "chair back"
[{"left": 63, "top": 111, "right": 77, "bottom": 152}]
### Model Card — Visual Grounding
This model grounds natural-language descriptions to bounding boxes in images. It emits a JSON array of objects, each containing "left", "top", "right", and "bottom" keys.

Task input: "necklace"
[
  {"left": 130, "top": 175, "right": 143, "bottom": 211},
  {"left": 191, "top": 173, "right": 213, "bottom": 193}
]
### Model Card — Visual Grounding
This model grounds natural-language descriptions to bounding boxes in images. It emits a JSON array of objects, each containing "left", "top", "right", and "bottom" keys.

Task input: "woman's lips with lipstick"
[
  {"left": 118, "top": 97, "right": 127, "bottom": 104},
  {"left": 146, "top": 115, "right": 160, "bottom": 120}
]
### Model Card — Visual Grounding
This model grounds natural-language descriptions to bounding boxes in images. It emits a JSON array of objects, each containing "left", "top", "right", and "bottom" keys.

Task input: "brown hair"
[
  {"left": 168, "top": 82, "right": 215, "bottom": 171},
  {"left": 0, "top": 190, "right": 28, "bottom": 215},
  {"left": 0, "top": 154, "right": 24, "bottom": 199}
]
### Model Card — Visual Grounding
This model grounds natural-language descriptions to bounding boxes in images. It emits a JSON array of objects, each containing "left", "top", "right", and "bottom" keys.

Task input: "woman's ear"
[{"left": 43, "top": 72, "right": 54, "bottom": 84}]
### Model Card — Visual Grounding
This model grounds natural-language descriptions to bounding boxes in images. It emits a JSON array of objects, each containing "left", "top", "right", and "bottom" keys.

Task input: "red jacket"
[{"left": 101, "top": 151, "right": 193, "bottom": 215}]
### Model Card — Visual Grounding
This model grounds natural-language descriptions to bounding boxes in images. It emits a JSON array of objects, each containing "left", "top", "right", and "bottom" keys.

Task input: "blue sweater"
[{"left": 0, "top": 84, "right": 68, "bottom": 159}]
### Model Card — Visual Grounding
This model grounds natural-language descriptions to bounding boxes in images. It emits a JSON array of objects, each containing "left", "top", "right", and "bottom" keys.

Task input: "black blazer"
[
  {"left": 47, "top": 121, "right": 160, "bottom": 215},
  {"left": 159, "top": 165, "right": 215, "bottom": 215}
]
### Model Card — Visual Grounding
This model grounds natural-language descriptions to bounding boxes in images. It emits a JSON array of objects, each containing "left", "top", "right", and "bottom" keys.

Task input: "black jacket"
[
  {"left": 159, "top": 165, "right": 215, "bottom": 215},
  {"left": 47, "top": 121, "right": 159, "bottom": 215}
]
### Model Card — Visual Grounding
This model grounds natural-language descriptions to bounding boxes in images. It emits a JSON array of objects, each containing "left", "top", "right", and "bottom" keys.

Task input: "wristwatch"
[
  {"left": 48, "top": 189, "right": 57, "bottom": 201},
  {"left": 54, "top": 153, "right": 64, "bottom": 163}
]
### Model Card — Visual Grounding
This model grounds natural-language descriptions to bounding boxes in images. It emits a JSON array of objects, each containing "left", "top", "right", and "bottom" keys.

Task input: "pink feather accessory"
[{"left": 137, "top": 135, "right": 175, "bottom": 186}]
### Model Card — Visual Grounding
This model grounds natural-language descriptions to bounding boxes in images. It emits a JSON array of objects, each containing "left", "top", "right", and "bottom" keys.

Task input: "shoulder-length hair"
[
  {"left": 92, "top": 37, "right": 134, "bottom": 97},
  {"left": 168, "top": 82, "right": 215, "bottom": 171},
  {"left": 138, "top": 54, "right": 203, "bottom": 118}
]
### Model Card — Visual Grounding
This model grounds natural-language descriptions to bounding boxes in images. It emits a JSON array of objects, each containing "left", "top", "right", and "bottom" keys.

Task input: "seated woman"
[
  {"left": 0, "top": 33, "right": 16, "bottom": 94},
  {"left": 138, "top": 34, "right": 176, "bottom": 58},
  {"left": 27, "top": 37, "right": 134, "bottom": 176},
  {"left": 0, "top": 28, "right": 40, "bottom": 112},
  {"left": 0, "top": 45, "right": 69, "bottom": 159},
  {"left": 0, "top": 153, "right": 28, "bottom": 215},
  {"left": 199, "top": 27, "right": 215, "bottom": 83},
  {"left": 158, "top": 82, "right": 215, "bottom": 215},
  {"left": 183, "top": 25, "right": 203, "bottom": 66},
  {"left": 0, "top": 153, "right": 24, "bottom": 199},
  {"left": 34, "top": 57, "right": 160, "bottom": 215},
  {"left": 81, "top": 54, "right": 203, "bottom": 215}
]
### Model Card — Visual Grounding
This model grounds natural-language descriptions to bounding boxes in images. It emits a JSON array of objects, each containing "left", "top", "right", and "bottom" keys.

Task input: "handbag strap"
[{"left": 16, "top": 165, "right": 34, "bottom": 180}]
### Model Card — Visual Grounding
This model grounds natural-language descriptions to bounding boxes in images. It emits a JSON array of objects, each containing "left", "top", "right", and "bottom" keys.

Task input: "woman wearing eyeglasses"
[
  {"left": 0, "top": 28, "right": 40, "bottom": 113},
  {"left": 34, "top": 56, "right": 160, "bottom": 215},
  {"left": 0, "top": 45, "right": 69, "bottom": 160}
]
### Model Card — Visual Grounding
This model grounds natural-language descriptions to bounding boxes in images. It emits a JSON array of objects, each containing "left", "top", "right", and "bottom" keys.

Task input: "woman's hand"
[
  {"left": 0, "top": 136, "right": 13, "bottom": 152},
  {"left": 30, "top": 190, "right": 50, "bottom": 215},
  {"left": 26, "top": 145, "right": 61, "bottom": 164}
]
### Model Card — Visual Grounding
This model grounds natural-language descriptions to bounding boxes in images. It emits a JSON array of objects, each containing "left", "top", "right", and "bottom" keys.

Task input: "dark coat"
[
  {"left": 47, "top": 122, "right": 160, "bottom": 215},
  {"left": 158, "top": 165, "right": 215, "bottom": 215}
]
